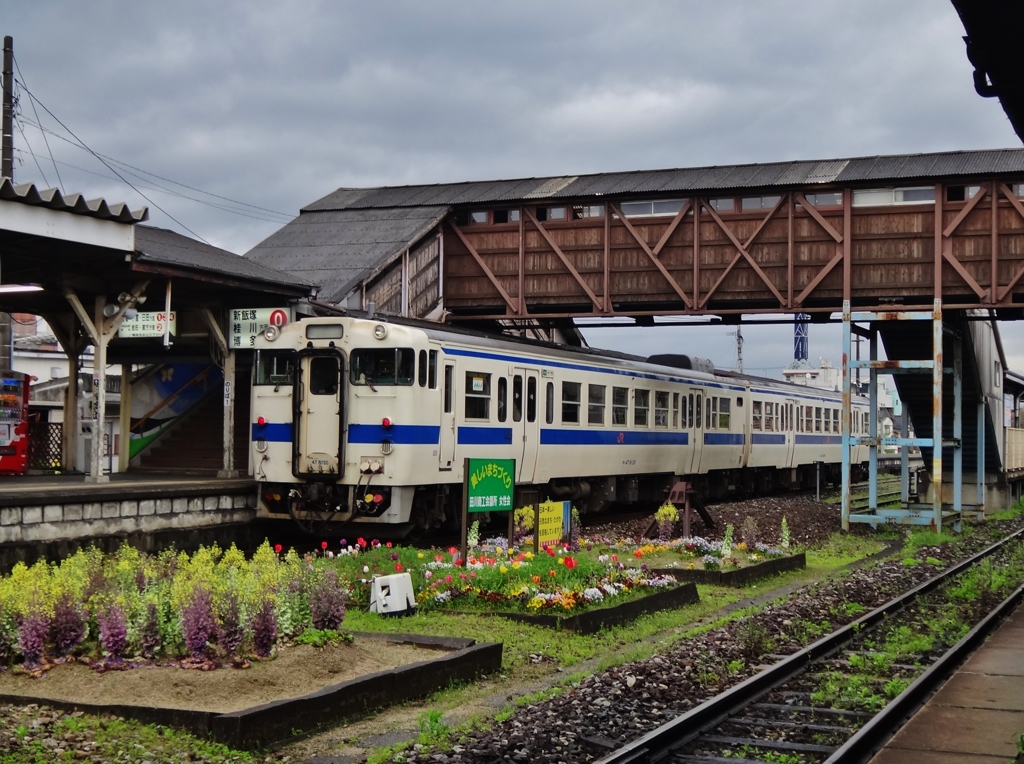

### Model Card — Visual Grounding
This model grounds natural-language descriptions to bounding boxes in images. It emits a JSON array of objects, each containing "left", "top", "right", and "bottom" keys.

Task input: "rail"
[{"left": 596, "top": 527, "right": 1024, "bottom": 764}]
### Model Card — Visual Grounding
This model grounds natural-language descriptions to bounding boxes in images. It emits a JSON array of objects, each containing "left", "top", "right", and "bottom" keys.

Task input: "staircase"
[{"left": 134, "top": 384, "right": 251, "bottom": 475}]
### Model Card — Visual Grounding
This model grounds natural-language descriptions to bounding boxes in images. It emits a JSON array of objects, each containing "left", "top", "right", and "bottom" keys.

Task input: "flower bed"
[{"left": 651, "top": 552, "right": 806, "bottom": 587}]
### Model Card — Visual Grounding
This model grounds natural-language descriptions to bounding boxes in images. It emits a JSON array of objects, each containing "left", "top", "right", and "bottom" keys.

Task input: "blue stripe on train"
[
  {"left": 458, "top": 426, "right": 513, "bottom": 445},
  {"left": 540, "top": 430, "right": 689, "bottom": 446},
  {"left": 349, "top": 423, "right": 440, "bottom": 444},
  {"left": 751, "top": 433, "right": 786, "bottom": 445},
  {"left": 796, "top": 434, "right": 842, "bottom": 445},
  {"left": 251, "top": 422, "right": 293, "bottom": 442},
  {"left": 704, "top": 432, "right": 745, "bottom": 445}
]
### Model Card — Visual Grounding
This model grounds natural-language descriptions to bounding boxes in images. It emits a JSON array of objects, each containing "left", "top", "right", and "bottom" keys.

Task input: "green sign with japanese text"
[{"left": 466, "top": 458, "right": 515, "bottom": 513}]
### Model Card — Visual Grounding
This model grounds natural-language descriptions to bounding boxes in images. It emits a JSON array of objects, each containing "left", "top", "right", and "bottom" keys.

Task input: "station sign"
[
  {"left": 118, "top": 311, "right": 176, "bottom": 338},
  {"left": 230, "top": 307, "right": 291, "bottom": 348}
]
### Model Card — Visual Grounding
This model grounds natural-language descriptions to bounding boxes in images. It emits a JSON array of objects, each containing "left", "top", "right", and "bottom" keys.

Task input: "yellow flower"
[
  {"left": 499, "top": 565, "right": 508, "bottom": 574},
  {"left": 687, "top": 562, "right": 696, "bottom": 569},
  {"left": 512, "top": 561, "right": 521, "bottom": 569},
  {"left": 524, "top": 552, "right": 534, "bottom": 560},
  {"left": 417, "top": 552, "right": 424, "bottom": 559},
  {"left": 557, "top": 557, "right": 565, "bottom": 566}
]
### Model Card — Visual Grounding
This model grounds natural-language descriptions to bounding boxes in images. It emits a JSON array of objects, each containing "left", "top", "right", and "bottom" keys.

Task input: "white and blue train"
[{"left": 250, "top": 316, "right": 870, "bottom": 534}]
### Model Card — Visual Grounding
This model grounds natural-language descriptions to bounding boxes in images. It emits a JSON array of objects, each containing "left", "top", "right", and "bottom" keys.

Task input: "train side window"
[
  {"left": 823, "top": 408, "right": 830, "bottom": 433},
  {"left": 428, "top": 351, "right": 438, "bottom": 389},
  {"left": 527, "top": 377, "right": 537, "bottom": 422},
  {"left": 681, "top": 395, "right": 688, "bottom": 428},
  {"left": 695, "top": 393, "right": 702, "bottom": 428},
  {"left": 444, "top": 365, "right": 454, "bottom": 413},
  {"left": 308, "top": 356, "right": 339, "bottom": 395},
  {"left": 634, "top": 389, "right": 650, "bottom": 427},
  {"left": 719, "top": 397, "right": 731, "bottom": 429},
  {"left": 654, "top": 391, "right": 669, "bottom": 427},
  {"left": 464, "top": 372, "right": 491, "bottom": 420},
  {"left": 612, "top": 386, "right": 628, "bottom": 425},
  {"left": 418, "top": 350, "right": 427, "bottom": 387},
  {"left": 545, "top": 382, "right": 554, "bottom": 424},
  {"left": 255, "top": 350, "right": 295, "bottom": 386},
  {"left": 752, "top": 401, "right": 762, "bottom": 430},
  {"left": 513, "top": 376, "right": 523, "bottom": 422},
  {"left": 707, "top": 397, "right": 718, "bottom": 430},
  {"left": 588, "top": 384, "right": 606, "bottom": 425},
  {"left": 561, "top": 381, "right": 581, "bottom": 424},
  {"left": 688, "top": 393, "right": 695, "bottom": 428},
  {"left": 497, "top": 378, "right": 508, "bottom": 423},
  {"left": 672, "top": 392, "right": 679, "bottom": 428},
  {"left": 764, "top": 402, "right": 774, "bottom": 431},
  {"left": 833, "top": 409, "right": 840, "bottom": 433},
  {"left": 815, "top": 407, "right": 822, "bottom": 432},
  {"left": 864, "top": 412, "right": 869, "bottom": 433}
]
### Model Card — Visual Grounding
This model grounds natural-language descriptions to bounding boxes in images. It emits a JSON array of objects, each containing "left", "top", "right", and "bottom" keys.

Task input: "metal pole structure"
[
  {"left": 2, "top": 36, "right": 13, "bottom": 180},
  {"left": 932, "top": 300, "right": 944, "bottom": 533},
  {"left": 977, "top": 396, "right": 986, "bottom": 517},
  {"left": 868, "top": 326, "right": 878, "bottom": 509},
  {"left": 841, "top": 300, "right": 852, "bottom": 531},
  {"left": 901, "top": 407, "right": 910, "bottom": 505},
  {"left": 953, "top": 331, "right": 963, "bottom": 515}
]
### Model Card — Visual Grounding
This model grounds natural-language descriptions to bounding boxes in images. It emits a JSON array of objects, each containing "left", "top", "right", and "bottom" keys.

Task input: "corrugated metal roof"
[
  {"left": 134, "top": 226, "right": 314, "bottom": 294},
  {"left": 299, "top": 149, "right": 1024, "bottom": 212},
  {"left": 245, "top": 206, "right": 446, "bottom": 303},
  {"left": 0, "top": 177, "right": 149, "bottom": 223}
]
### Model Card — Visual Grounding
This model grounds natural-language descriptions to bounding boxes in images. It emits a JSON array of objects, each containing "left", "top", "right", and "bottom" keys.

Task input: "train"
[{"left": 250, "top": 316, "right": 870, "bottom": 534}]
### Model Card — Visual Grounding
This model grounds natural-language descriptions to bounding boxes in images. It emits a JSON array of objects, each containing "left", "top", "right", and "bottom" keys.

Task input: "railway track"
[{"left": 595, "top": 528, "right": 1024, "bottom": 764}]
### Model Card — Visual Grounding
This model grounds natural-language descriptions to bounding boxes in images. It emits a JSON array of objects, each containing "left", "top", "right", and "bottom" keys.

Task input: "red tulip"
[
  {"left": 565, "top": 557, "right": 577, "bottom": 569},
  {"left": 549, "top": 569, "right": 556, "bottom": 577},
  {"left": 634, "top": 550, "right": 643, "bottom": 558},
  {"left": 395, "top": 563, "right": 404, "bottom": 572},
  {"left": 386, "top": 541, "right": 393, "bottom": 548},
  {"left": 273, "top": 543, "right": 282, "bottom": 554},
  {"left": 321, "top": 541, "right": 328, "bottom": 550}
]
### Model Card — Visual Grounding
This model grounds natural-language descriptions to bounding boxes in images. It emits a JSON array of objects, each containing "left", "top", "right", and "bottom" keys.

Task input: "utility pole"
[
  {"left": 1, "top": 36, "right": 13, "bottom": 372},
  {"left": 2, "top": 36, "right": 13, "bottom": 180},
  {"left": 728, "top": 327, "right": 744, "bottom": 373}
]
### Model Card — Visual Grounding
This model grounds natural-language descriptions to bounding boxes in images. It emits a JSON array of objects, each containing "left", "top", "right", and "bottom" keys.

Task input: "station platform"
[
  {"left": 870, "top": 601, "right": 1024, "bottom": 763},
  {"left": 0, "top": 471, "right": 256, "bottom": 507}
]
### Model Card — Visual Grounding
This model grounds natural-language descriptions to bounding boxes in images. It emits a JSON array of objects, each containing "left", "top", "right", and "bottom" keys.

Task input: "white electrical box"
[{"left": 368, "top": 572, "right": 416, "bottom": 616}]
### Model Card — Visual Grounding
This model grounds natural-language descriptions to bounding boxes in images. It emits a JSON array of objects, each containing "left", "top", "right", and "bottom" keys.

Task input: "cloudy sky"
[{"left": 4, "top": 1, "right": 1022, "bottom": 376}]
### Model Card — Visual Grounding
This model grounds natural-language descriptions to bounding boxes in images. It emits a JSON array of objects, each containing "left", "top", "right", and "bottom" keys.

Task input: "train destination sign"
[{"left": 230, "top": 307, "right": 291, "bottom": 348}]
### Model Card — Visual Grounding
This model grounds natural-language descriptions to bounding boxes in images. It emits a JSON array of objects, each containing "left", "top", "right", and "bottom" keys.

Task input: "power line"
[
  {"left": 12, "top": 55, "right": 63, "bottom": 193},
  {"left": 14, "top": 71, "right": 209, "bottom": 244},
  {"left": 16, "top": 114, "right": 292, "bottom": 221}
]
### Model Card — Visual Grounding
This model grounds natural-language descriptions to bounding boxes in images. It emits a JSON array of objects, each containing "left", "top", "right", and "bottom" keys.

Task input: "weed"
[
  {"left": 14, "top": 724, "right": 28, "bottom": 740},
  {"left": 736, "top": 618, "right": 774, "bottom": 658},
  {"left": 726, "top": 659, "right": 745, "bottom": 675},
  {"left": 417, "top": 709, "right": 452, "bottom": 749},
  {"left": 883, "top": 677, "right": 909, "bottom": 698},
  {"left": 901, "top": 557, "right": 920, "bottom": 567},
  {"left": 295, "top": 627, "right": 353, "bottom": 648},
  {"left": 903, "top": 530, "right": 956, "bottom": 556},
  {"left": 925, "top": 556, "right": 942, "bottom": 566}
]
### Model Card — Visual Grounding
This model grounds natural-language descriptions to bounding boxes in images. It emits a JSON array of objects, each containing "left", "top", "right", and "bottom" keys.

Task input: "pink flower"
[
  {"left": 445, "top": 575, "right": 453, "bottom": 584},
  {"left": 386, "top": 541, "right": 393, "bottom": 548},
  {"left": 425, "top": 570, "right": 433, "bottom": 580},
  {"left": 611, "top": 555, "right": 618, "bottom": 562}
]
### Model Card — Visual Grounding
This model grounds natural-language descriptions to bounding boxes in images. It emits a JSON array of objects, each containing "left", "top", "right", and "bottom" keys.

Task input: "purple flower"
[
  {"left": 98, "top": 604, "right": 128, "bottom": 661},
  {"left": 140, "top": 602, "right": 161, "bottom": 659},
  {"left": 391, "top": 553, "right": 399, "bottom": 561},
  {"left": 181, "top": 588, "right": 218, "bottom": 660},
  {"left": 251, "top": 599, "right": 277, "bottom": 658},
  {"left": 339, "top": 539, "right": 347, "bottom": 547},
  {"left": 309, "top": 568, "right": 346, "bottom": 631},
  {"left": 641, "top": 563, "right": 649, "bottom": 572},
  {"left": 49, "top": 594, "right": 86, "bottom": 657},
  {"left": 18, "top": 612, "right": 49, "bottom": 666},
  {"left": 218, "top": 594, "right": 244, "bottom": 657}
]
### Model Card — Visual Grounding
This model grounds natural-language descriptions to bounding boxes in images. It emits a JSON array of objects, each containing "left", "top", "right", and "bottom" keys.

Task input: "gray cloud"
[{"left": 4, "top": 0, "right": 1023, "bottom": 373}]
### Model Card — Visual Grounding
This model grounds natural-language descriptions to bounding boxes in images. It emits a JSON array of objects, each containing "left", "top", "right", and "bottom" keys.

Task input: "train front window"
[
  {"left": 255, "top": 350, "right": 295, "bottom": 386},
  {"left": 350, "top": 348, "right": 415, "bottom": 386},
  {"left": 309, "top": 356, "right": 339, "bottom": 395}
]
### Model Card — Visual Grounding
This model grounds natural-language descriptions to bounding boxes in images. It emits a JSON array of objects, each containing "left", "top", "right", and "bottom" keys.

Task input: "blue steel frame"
[{"left": 841, "top": 299, "right": 972, "bottom": 533}]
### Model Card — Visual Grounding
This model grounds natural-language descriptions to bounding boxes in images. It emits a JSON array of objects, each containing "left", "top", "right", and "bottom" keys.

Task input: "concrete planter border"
[
  {"left": 488, "top": 582, "right": 700, "bottom": 634},
  {"left": 652, "top": 551, "right": 806, "bottom": 587},
  {"left": 0, "top": 632, "right": 502, "bottom": 750}
]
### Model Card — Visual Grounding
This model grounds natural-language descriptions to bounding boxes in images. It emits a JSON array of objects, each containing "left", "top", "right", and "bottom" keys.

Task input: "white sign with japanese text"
[
  {"left": 230, "top": 308, "right": 291, "bottom": 348},
  {"left": 117, "top": 311, "right": 176, "bottom": 338}
]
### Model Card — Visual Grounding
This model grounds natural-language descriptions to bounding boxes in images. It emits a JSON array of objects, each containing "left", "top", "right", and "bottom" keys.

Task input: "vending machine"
[{"left": 0, "top": 371, "right": 30, "bottom": 476}]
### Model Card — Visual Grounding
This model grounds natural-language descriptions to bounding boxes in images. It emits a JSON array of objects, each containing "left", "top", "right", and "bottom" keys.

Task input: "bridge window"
[
  {"left": 752, "top": 400, "right": 762, "bottom": 431},
  {"left": 464, "top": 372, "right": 491, "bottom": 420},
  {"left": 588, "top": 384, "right": 606, "bottom": 425},
  {"left": 573, "top": 205, "right": 605, "bottom": 219},
  {"left": 708, "top": 197, "right": 734, "bottom": 212},
  {"left": 492, "top": 209, "right": 520, "bottom": 224},
  {"left": 634, "top": 389, "right": 650, "bottom": 427},
  {"left": 946, "top": 186, "right": 981, "bottom": 202},
  {"left": 719, "top": 397, "right": 731, "bottom": 429},
  {"left": 852, "top": 187, "right": 935, "bottom": 206},
  {"left": 802, "top": 192, "right": 842, "bottom": 207},
  {"left": 561, "top": 381, "right": 581, "bottom": 424},
  {"left": 619, "top": 199, "right": 685, "bottom": 217},
  {"left": 537, "top": 206, "right": 567, "bottom": 222},
  {"left": 741, "top": 195, "right": 781, "bottom": 211},
  {"left": 351, "top": 348, "right": 415, "bottom": 386}
]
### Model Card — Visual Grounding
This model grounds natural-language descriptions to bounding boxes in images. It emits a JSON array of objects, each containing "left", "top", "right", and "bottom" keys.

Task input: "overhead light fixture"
[{"left": 0, "top": 284, "right": 43, "bottom": 294}]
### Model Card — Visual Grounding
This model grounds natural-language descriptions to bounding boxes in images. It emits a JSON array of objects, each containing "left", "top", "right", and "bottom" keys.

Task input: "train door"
[
  {"left": 294, "top": 351, "right": 343, "bottom": 476},
  {"left": 439, "top": 362, "right": 456, "bottom": 470},
  {"left": 511, "top": 368, "right": 539, "bottom": 481},
  {"left": 784, "top": 399, "right": 797, "bottom": 466},
  {"left": 687, "top": 388, "right": 704, "bottom": 473}
]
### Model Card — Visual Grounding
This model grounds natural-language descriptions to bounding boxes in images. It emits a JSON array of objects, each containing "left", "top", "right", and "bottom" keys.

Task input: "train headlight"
[
  {"left": 263, "top": 325, "right": 280, "bottom": 342},
  {"left": 373, "top": 323, "right": 388, "bottom": 340}
]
